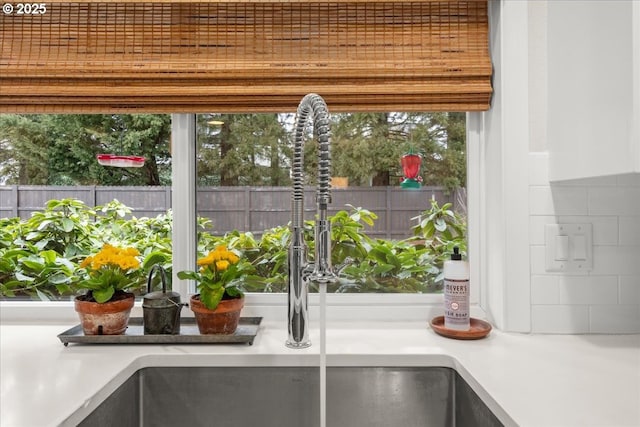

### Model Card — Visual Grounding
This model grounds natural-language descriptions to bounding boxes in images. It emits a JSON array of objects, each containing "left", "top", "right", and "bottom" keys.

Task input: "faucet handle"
[
  {"left": 335, "top": 257, "right": 355, "bottom": 275},
  {"left": 310, "top": 268, "right": 338, "bottom": 284}
]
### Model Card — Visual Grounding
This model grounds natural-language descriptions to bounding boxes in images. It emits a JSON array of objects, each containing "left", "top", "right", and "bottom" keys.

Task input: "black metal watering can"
[{"left": 142, "top": 265, "right": 186, "bottom": 335}]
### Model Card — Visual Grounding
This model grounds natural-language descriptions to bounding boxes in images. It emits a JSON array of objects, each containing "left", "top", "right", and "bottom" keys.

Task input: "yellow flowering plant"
[
  {"left": 177, "top": 245, "right": 248, "bottom": 310},
  {"left": 77, "top": 243, "right": 142, "bottom": 303}
]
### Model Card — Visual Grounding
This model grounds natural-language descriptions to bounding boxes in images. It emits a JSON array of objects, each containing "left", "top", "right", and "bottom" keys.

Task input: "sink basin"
[{"left": 78, "top": 367, "right": 504, "bottom": 427}]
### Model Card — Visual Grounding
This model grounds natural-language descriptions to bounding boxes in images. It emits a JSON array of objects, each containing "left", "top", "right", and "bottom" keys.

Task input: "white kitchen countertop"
[{"left": 1, "top": 320, "right": 639, "bottom": 427}]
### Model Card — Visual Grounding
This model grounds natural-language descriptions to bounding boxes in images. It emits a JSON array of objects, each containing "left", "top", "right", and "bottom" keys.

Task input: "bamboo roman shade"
[{"left": 0, "top": 0, "right": 492, "bottom": 113}]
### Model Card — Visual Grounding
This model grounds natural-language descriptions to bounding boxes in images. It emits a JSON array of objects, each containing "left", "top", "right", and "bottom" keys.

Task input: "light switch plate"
[{"left": 545, "top": 223, "right": 593, "bottom": 272}]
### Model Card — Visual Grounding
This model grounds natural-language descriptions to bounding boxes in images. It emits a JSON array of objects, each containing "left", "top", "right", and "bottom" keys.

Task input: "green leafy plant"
[
  {"left": 0, "top": 199, "right": 175, "bottom": 300},
  {"left": 0, "top": 217, "right": 20, "bottom": 249},
  {"left": 177, "top": 245, "right": 250, "bottom": 310},
  {"left": 22, "top": 198, "right": 99, "bottom": 257},
  {"left": 94, "top": 200, "right": 174, "bottom": 275},
  {"left": 220, "top": 228, "right": 289, "bottom": 293},
  {"left": 336, "top": 240, "right": 441, "bottom": 293},
  {"left": 329, "top": 205, "right": 376, "bottom": 264},
  {"left": 1, "top": 198, "right": 467, "bottom": 300},
  {"left": 410, "top": 199, "right": 467, "bottom": 281},
  {"left": 0, "top": 248, "right": 77, "bottom": 300}
]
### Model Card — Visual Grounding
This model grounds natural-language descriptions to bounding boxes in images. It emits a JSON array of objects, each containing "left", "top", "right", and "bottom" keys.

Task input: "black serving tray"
[{"left": 58, "top": 317, "right": 262, "bottom": 346}]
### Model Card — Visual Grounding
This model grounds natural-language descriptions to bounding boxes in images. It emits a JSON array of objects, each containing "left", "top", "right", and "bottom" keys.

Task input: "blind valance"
[{"left": 0, "top": 1, "right": 492, "bottom": 113}]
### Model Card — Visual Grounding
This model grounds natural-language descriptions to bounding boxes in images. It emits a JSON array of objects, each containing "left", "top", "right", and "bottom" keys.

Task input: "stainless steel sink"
[{"left": 78, "top": 367, "right": 504, "bottom": 427}]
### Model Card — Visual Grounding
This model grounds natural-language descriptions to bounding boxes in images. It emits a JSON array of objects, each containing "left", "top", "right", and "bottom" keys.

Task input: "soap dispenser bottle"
[{"left": 443, "top": 246, "right": 470, "bottom": 330}]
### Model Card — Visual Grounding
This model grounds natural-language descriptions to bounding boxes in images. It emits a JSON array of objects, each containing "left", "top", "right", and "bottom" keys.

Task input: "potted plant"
[
  {"left": 177, "top": 245, "right": 248, "bottom": 334},
  {"left": 74, "top": 243, "right": 142, "bottom": 335}
]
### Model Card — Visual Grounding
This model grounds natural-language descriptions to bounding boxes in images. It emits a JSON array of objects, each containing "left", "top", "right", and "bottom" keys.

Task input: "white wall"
[
  {"left": 479, "top": 0, "right": 531, "bottom": 332},
  {"left": 483, "top": 1, "right": 640, "bottom": 333},
  {"left": 529, "top": 155, "right": 640, "bottom": 333},
  {"left": 529, "top": 1, "right": 639, "bottom": 333}
]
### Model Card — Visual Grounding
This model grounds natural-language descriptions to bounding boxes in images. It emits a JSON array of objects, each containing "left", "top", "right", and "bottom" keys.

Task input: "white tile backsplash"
[
  {"left": 528, "top": 153, "right": 640, "bottom": 333},
  {"left": 589, "top": 305, "right": 640, "bottom": 334},
  {"left": 588, "top": 187, "right": 640, "bottom": 216},
  {"left": 557, "top": 276, "right": 618, "bottom": 305},
  {"left": 616, "top": 174, "right": 640, "bottom": 186},
  {"left": 531, "top": 305, "right": 590, "bottom": 333},
  {"left": 619, "top": 217, "right": 640, "bottom": 246},
  {"left": 530, "top": 186, "right": 588, "bottom": 216},
  {"left": 529, "top": 245, "right": 548, "bottom": 276},
  {"left": 619, "top": 276, "right": 640, "bottom": 304},
  {"left": 592, "top": 246, "right": 640, "bottom": 276},
  {"left": 529, "top": 215, "right": 555, "bottom": 245},
  {"left": 531, "top": 275, "right": 559, "bottom": 304}
]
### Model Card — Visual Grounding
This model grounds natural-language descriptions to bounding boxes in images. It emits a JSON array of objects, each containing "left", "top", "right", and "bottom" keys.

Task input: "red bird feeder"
[
  {"left": 400, "top": 149, "right": 422, "bottom": 189},
  {"left": 96, "top": 154, "right": 146, "bottom": 168}
]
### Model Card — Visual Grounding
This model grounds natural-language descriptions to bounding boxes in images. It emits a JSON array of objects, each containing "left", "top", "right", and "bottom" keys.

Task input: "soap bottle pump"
[{"left": 443, "top": 246, "right": 470, "bottom": 331}]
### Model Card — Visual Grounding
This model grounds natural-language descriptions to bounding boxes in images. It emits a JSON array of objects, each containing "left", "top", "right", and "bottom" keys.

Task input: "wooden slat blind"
[{"left": 0, "top": 1, "right": 492, "bottom": 113}]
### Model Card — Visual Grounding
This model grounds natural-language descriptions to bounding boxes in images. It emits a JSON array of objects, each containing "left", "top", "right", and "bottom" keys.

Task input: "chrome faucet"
[{"left": 286, "top": 94, "right": 337, "bottom": 349}]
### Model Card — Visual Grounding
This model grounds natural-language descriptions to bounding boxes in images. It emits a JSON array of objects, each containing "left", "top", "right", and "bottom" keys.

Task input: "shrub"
[
  {"left": 410, "top": 199, "right": 467, "bottom": 282},
  {"left": 0, "top": 199, "right": 171, "bottom": 300},
  {"left": 1, "top": 198, "right": 467, "bottom": 300}
]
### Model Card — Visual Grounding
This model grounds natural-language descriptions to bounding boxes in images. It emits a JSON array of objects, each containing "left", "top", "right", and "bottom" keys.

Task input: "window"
[
  {"left": 0, "top": 111, "right": 466, "bottom": 300},
  {"left": 0, "top": 0, "right": 489, "bottom": 316},
  {"left": 193, "top": 112, "right": 467, "bottom": 295}
]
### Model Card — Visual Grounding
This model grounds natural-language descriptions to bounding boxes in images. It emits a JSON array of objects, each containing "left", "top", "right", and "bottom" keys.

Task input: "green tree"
[
  {"left": 407, "top": 112, "right": 466, "bottom": 190},
  {"left": 325, "top": 112, "right": 466, "bottom": 190},
  {"left": 1, "top": 111, "right": 465, "bottom": 190},
  {"left": 0, "top": 115, "right": 52, "bottom": 184},
  {"left": 0, "top": 114, "right": 171, "bottom": 186},
  {"left": 196, "top": 113, "right": 292, "bottom": 186},
  {"left": 330, "top": 113, "right": 398, "bottom": 186}
]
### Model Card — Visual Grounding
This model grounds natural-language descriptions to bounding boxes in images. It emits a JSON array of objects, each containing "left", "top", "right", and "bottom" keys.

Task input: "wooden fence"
[{"left": 0, "top": 185, "right": 464, "bottom": 239}]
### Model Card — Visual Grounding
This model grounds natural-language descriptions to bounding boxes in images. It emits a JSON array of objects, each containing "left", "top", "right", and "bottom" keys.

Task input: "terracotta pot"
[
  {"left": 190, "top": 294, "right": 244, "bottom": 335},
  {"left": 74, "top": 293, "right": 135, "bottom": 335}
]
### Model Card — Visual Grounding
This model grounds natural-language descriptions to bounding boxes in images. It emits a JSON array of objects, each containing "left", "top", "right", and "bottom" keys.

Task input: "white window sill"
[{"left": 0, "top": 293, "right": 485, "bottom": 325}]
